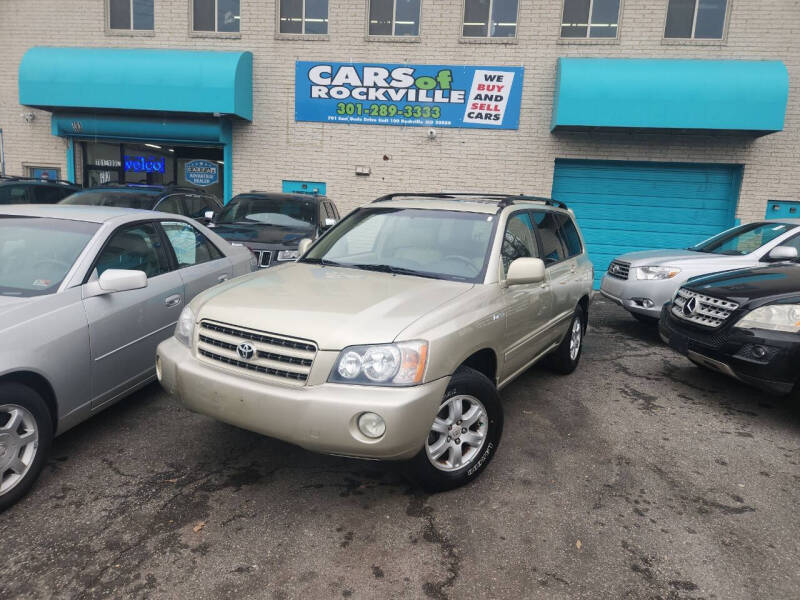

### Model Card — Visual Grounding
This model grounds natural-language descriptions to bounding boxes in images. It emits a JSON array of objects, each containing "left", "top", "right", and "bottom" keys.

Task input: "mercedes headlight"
[
  {"left": 634, "top": 266, "right": 681, "bottom": 280},
  {"left": 277, "top": 249, "right": 299, "bottom": 261},
  {"left": 735, "top": 304, "right": 800, "bottom": 333},
  {"left": 329, "top": 341, "right": 428, "bottom": 386},
  {"left": 175, "top": 306, "right": 196, "bottom": 347}
]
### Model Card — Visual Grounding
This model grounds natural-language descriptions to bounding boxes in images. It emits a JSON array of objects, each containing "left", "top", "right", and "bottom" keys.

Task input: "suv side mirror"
[
  {"left": 297, "top": 238, "right": 313, "bottom": 256},
  {"left": 85, "top": 269, "right": 147, "bottom": 298},
  {"left": 505, "top": 257, "right": 546, "bottom": 286},
  {"left": 765, "top": 245, "right": 799, "bottom": 262}
]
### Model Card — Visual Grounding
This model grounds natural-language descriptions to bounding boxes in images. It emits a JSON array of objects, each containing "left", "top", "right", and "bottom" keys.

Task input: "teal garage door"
[{"left": 552, "top": 160, "right": 741, "bottom": 288}]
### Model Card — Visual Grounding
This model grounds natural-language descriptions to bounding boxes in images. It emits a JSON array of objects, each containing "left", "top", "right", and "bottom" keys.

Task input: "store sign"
[
  {"left": 185, "top": 160, "right": 219, "bottom": 187},
  {"left": 295, "top": 61, "right": 524, "bottom": 130},
  {"left": 124, "top": 155, "right": 165, "bottom": 173}
]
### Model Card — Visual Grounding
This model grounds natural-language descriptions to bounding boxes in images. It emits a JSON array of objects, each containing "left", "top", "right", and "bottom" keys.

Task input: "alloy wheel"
[
  {"left": 425, "top": 395, "right": 488, "bottom": 472},
  {"left": 0, "top": 404, "right": 39, "bottom": 495},
  {"left": 569, "top": 318, "right": 582, "bottom": 361}
]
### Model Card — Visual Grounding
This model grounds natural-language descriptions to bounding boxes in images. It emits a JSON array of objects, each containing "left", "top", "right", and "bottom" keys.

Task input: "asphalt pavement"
[{"left": 2, "top": 298, "right": 799, "bottom": 599}]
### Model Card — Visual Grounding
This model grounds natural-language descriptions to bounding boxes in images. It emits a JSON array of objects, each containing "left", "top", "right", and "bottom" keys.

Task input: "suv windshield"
[
  {"left": 61, "top": 190, "right": 159, "bottom": 210},
  {"left": 0, "top": 217, "right": 99, "bottom": 296},
  {"left": 215, "top": 195, "right": 316, "bottom": 229},
  {"left": 690, "top": 222, "right": 797, "bottom": 256},
  {"left": 302, "top": 207, "right": 496, "bottom": 282}
]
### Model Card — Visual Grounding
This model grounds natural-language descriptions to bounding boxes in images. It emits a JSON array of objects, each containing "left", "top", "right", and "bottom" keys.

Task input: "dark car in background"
[
  {"left": 659, "top": 245, "right": 800, "bottom": 396},
  {"left": 0, "top": 176, "right": 80, "bottom": 205},
  {"left": 61, "top": 184, "right": 222, "bottom": 224},
  {"left": 210, "top": 192, "right": 340, "bottom": 267}
]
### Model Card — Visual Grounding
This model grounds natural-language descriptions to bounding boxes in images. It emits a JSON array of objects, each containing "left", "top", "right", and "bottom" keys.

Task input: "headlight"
[
  {"left": 277, "top": 249, "right": 299, "bottom": 261},
  {"left": 735, "top": 304, "right": 800, "bottom": 333},
  {"left": 175, "top": 306, "right": 195, "bottom": 347},
  {"left": 634, "top": 266, "right": 681, "bottom": 280},
  {"left": 328, "top": 341, "right": 428, "bottom": 386}
]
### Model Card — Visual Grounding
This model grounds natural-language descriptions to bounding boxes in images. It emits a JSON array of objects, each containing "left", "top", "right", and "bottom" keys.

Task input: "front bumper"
[
  {"left": 658, "top": 305, "right": 800, "bottom": 395},
  {"left": 156, "top": 337, "right": 449, "bottom": 460},
  {"left": 600, "top": 273, "right": 678, "bottom": 318}
]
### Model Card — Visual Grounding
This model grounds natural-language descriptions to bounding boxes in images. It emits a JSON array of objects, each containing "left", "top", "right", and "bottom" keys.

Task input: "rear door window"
[
  {"left": 160, "top": 221, "right": 224, "bottom": 268},
  {"left": 155, "top": 195, "right": 185, "bottom": 215},
  {"left": 555, "top": 214, "right": 583, "bottom": 258},
  {"left": 0, "top": 185, "right": 30, "bottom": 204},
  {"left": 531, "top": 211, "right": 567, "bottom": 265},
  {"left": 183, "top": 195, "right": 212, "bottom": 220}
]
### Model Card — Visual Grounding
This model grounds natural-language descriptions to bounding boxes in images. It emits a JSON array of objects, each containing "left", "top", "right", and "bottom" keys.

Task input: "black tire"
[
  {"left": 547, "top": 306, "right": 586, "bottom": 375},
  {"left": 632, "top": 312, "right": 659, "bottom": 325},
  {"left": 405, "top": 366, "right": 503, "bottom": 493},
  {"left": 0, "top": 383, "right": 53, "bottom": 512}
]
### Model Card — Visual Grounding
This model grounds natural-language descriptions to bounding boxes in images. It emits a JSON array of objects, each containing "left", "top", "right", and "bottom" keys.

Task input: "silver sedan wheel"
[
  {"left": 569, "top": 318, "right": 582, "bottom": 361},
  {"left": 0, "top": 404, "right": 39, "bottom": 495},
  {"left": 425, "top": 395, "right": 488, "bottom": 472}
]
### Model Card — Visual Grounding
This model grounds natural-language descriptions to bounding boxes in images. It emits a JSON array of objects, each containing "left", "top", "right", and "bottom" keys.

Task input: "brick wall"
[{"left": 0, "top": 0, "right": 798, "bottom": 219}]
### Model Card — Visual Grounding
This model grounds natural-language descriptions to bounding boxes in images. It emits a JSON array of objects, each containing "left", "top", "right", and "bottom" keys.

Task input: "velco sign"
[
  {"left": 185, "top": 159, "right": 219, "bottom": 187},
  {"left": 295, "top": 61, "right": 524, "bottom": 130}
]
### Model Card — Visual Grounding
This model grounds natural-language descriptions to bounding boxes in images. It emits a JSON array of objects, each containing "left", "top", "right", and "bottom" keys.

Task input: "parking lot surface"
[{"left": 2, "top": 298, "right": 799, "bottom": 600}]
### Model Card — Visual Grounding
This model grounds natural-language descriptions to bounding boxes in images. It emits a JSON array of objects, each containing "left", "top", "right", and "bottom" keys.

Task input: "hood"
[
  {"left": 209, "top": 222, "right": 314, "bottom": 247},
  {"left": 685, "top": 264, "right": 800, "bottom": 304},
  {"left": 194, "top": 262, "right": 474, "bottom": 349},
  {"left": 615, "top": 248, "right": 743, "bottom": 266}
]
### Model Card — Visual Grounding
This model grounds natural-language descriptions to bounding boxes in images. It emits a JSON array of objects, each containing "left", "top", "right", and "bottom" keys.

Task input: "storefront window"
[{"left": 193, "top": 0, "right": 240, "bottom": 32}]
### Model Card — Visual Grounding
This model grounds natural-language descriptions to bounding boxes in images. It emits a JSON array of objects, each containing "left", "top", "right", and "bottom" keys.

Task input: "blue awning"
[
  {"left": 19, "top": 47, "right": 253, "bottom": 121},
  {"left": 551, "top": 58, "right": 788, "bottom": 135}
]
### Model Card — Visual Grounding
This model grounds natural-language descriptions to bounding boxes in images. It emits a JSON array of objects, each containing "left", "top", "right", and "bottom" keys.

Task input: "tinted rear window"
[{"left": 62, "top": 190, "right": 159, "bottom": 210}]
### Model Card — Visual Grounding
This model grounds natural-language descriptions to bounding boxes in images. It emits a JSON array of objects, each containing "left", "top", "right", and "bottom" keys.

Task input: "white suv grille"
[
  {"left": 196, "top": 321, "right": 317, "bottom": 386},
  {"left": 671, "top": 288, "right": 739, "bottom": 328},
  {"left": 607, "top": 260, "right": 630, "bottom": 280}
]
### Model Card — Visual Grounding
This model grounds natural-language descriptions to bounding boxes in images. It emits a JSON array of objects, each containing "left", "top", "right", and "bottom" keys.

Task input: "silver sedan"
[{"left": 0, "top": 205, "right": 254, "bottom": 510}]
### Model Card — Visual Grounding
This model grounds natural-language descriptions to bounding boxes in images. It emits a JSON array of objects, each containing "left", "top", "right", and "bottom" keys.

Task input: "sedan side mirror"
[
  {"left": 85, "top": 269, "right": 148, "bottom": 298},
  {"left": 765, "top": 245, "right": 799, "bottom": 262},
  {"left": 505, "top": 257, "right": 546, "bottom": 286},
  {"left": 297, "top": 238, "right": 313, "bottom": 256}
]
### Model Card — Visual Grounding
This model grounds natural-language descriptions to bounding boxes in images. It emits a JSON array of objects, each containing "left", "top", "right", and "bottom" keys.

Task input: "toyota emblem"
[
  {"left": 237, "top": 342, "right": 255, "bottom": 360},
  {"left": 682, "top": 297, "right": 697, "bottom": 317}
]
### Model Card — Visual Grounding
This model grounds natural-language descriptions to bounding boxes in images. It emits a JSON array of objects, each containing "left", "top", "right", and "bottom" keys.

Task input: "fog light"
[
  {"left": 357, "top": 412, "right": 386, "bottom": 439},
  {"left": 632, "top": 298, "right": 655, "bottom": 308},
  {"left": 752, "top": 345, "right": 768, "bottom": 359}
]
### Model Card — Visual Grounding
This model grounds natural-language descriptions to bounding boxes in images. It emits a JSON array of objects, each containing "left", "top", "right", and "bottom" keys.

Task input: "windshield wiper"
[
  {"left": 346, "top": 263, "right": 441, "bottom": 279},
  {"left": 302, "top": 257, "right": 344, "bottom": 267}
]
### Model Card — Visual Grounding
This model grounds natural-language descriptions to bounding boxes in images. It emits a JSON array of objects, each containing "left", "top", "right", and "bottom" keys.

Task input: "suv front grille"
[
  {"left": 671, "top": 288, "right": 739, "bottom": 329},
  {"left": 607, "top": 260, "right": 630, "bottom": 280},
  {"left": 255, "top": 250, "right": 272, "bottom": 268},
  {"left": 196, "top": 320, "right": 317, "bottom": 386}
]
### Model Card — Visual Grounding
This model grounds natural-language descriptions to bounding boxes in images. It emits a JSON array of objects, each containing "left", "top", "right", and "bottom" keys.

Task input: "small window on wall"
[
  {"left": 561, "top": 0, "right": 620, "bottom": 38},
  {"left": 665, "top": 0, "right": 728, "bottom": 39},
  {"left": 279, "top": 0, "right": 328, "bottom": 34},
  {"left": 462, "top": 0, "right": 518, "bottom": 38},
  {"left": 109, "top": 0, "right": 154, "bottom": 30},
  {"left": 25, "top": 166, "right": 61, "bottom": 181},
  {"left": 369, "top": 0, "right": 421, "bottom": 36},
  {"left": 193, "top": 0, "right": 240, "bottom": 32}
]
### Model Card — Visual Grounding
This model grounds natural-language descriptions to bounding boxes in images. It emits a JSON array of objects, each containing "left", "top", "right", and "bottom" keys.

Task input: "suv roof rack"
[
  {"left": 0, "top": 175, "right": 78, "bottom": 186},
  {"left": 371, "top": 192, "right": 568, "bottom": 211}
]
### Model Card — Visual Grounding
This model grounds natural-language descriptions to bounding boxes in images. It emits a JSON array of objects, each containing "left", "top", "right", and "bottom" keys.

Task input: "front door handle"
[
  {"left": 218, "top": 274, "right": 230, "bottom": 283},
  {"left": 164, "top": 294, "right": 182, "bottom": 308}
]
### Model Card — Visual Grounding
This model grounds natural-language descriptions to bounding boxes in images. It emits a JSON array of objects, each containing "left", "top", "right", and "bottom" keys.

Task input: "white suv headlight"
[
  {"left": 277, "top": 249, "right": 299, "bottom": 261},
  {"left": 735, "top": 304, "right": 800, "bottom": 333},
  {"left": 329, "top": 341, "right": 428, "bottom": 386},
  {"left": 175, "top": 306, "right": 196, "bottom": 347},
  {"left": 634, "top": 266, "right": 681, "bottom": 280}
]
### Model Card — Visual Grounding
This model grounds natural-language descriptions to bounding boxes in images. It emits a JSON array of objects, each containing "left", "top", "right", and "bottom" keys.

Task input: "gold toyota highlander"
[{"left": 156, "top": 193, "right": 593, "bottom": 491}]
